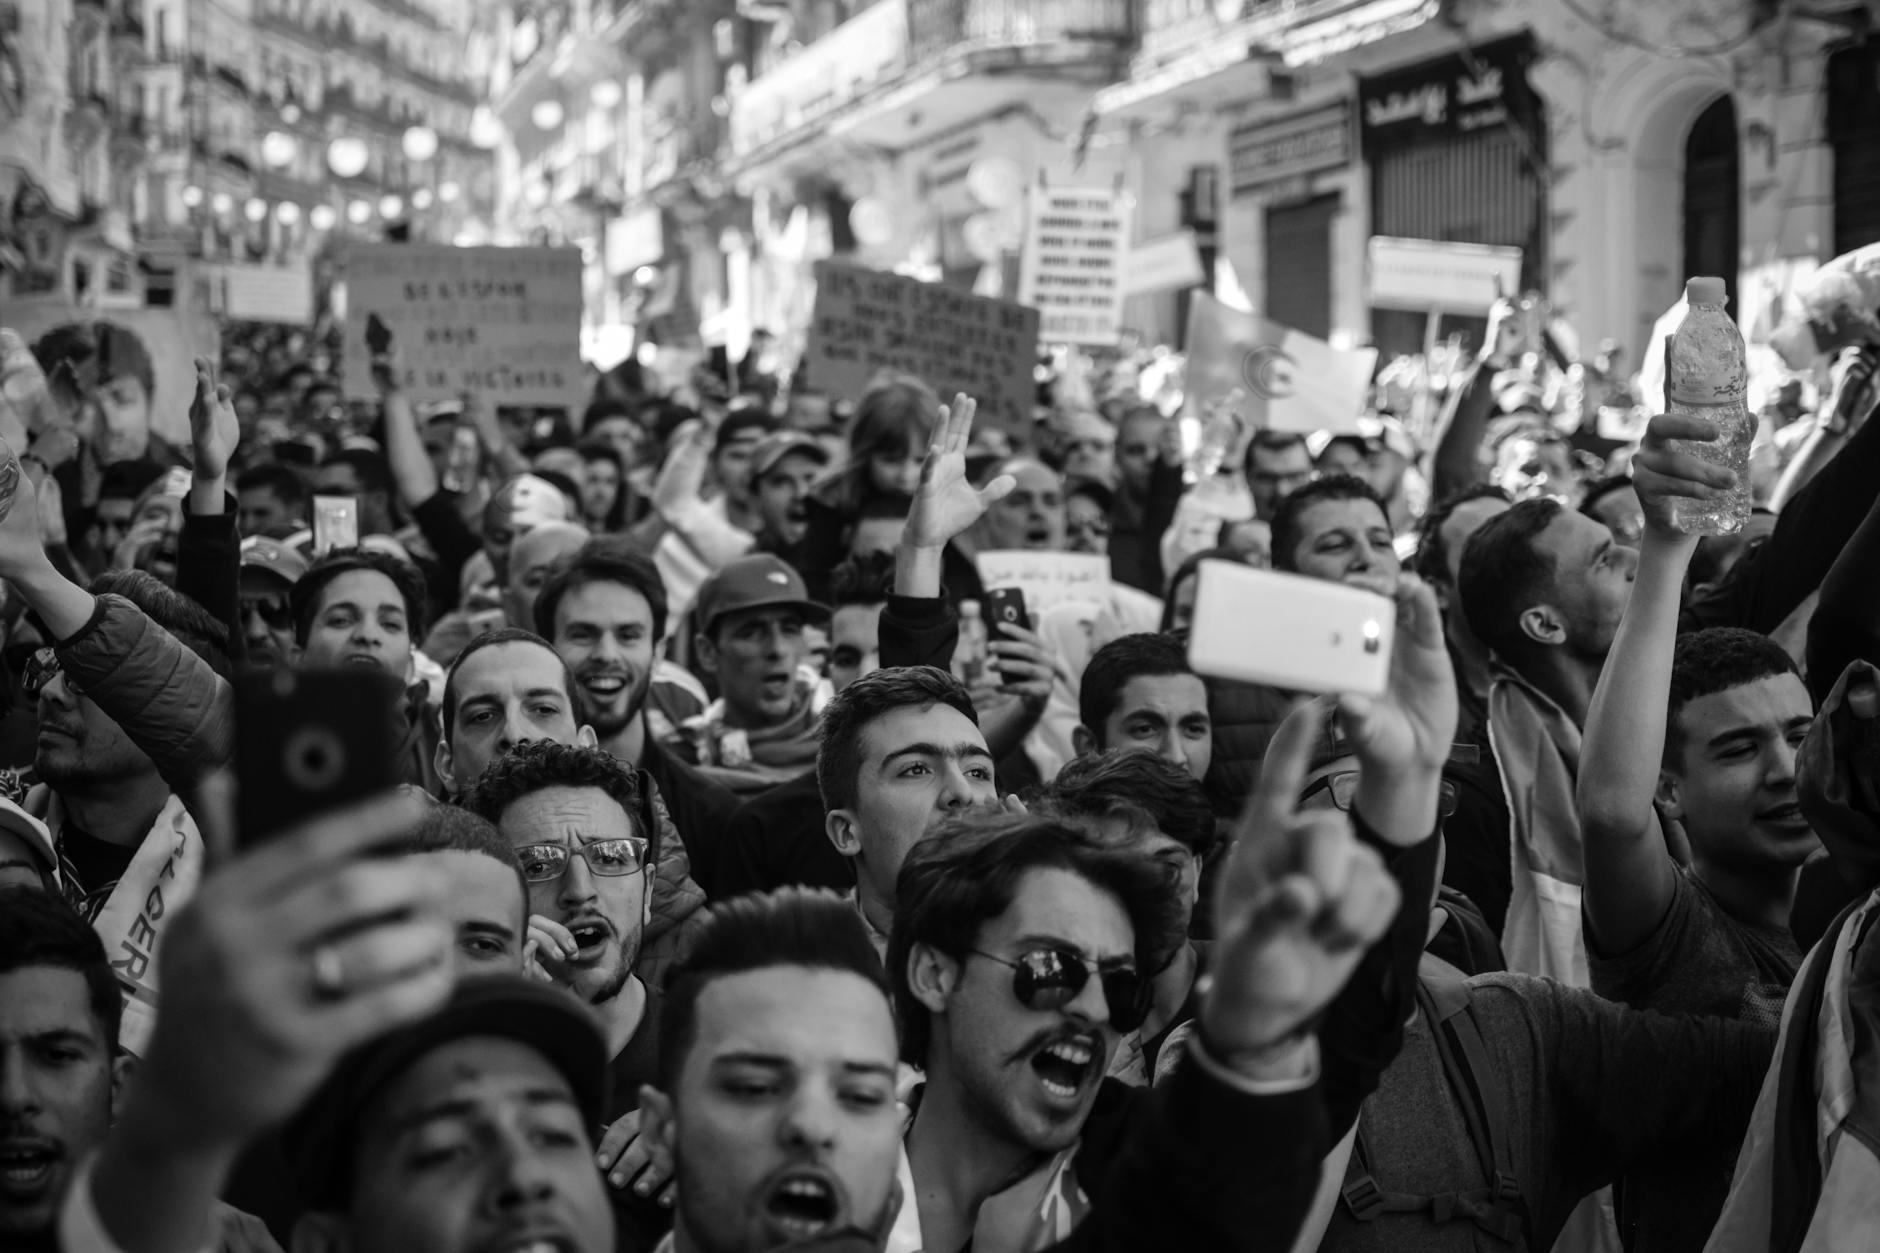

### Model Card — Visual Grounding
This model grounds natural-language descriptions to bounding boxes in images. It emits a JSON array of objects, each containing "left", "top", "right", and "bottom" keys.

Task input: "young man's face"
[
  {"left": 1288, "top": 496, "right": 1400, "bottom": 597},
  {"left": 338, "top": 1037, "right": 612, "bottom": 1253},
  {"left": 497, "top": 785, "right": 649, "bottom": 1007},
  {"left": 300, "top": 568, "right": 411, "bottom": 678},
  {"left": 91, "top": 496, "right": 136, "bottom": 558},
  {"left": 422, "top": 850, "right": 528, "bottom": 973},
  {"left": 755, "top": 454, "right": 822, "bottom": 546},
  {"left": 829, "top": 605, "right": 881, "bottom": 694},
  {"left": 1665, "top": 673, "right": 1818, "bottom": 873},
  {"left": 440, "top": 640, "right": 586, "bottom": 794},
  {"left": 93, "top": 372, "right": 153, "bottom": 462},
  {"left": 1526, "top": 509, "right": 1638, "bottom": 661},
  {"left": 1436, "top": 497, "right": 1511, "bottom": 606},
  {"left": 1248, "top": 442, "right": 1314, "bottom": 520},
  {"left": 696, "top": 608, "right": 809, "bottom": 729},
  {"left": 239, "top": 574, "right": 299, "bottom": 670},
  {"left": 1493, "top": 434, "right": 1580, "bottom": 504},
  {"left": 920, "top": 867, "right": 1135, "bottom": 1154},
  {"left": 502, "top": 525, "right": 589, "bottom": 632},
  {"left": 714, "top": 433, "right": 765, "bottom": 503},
  {"left": 1064, "top": 493, "right": 1109, "bottom": 556},
  {"left": 829, "top": 703, "right": 996, "bottom": 916},
  {"left": 580, "top": 457, "right": 620, "bottom": 523},
  {"left": 551, "top": 581, "right": 656, "bottom": 738},
  {"left": 1114, "top": 414, "right": 1160, "bottom": 496},
  {"left": 0, "top": 966, "right": 120, "bottom": 1243},
  {"left": 646, "top": 967, "right": 902, "bottom": 1253},
  {"left": 981, "top": 460, "right": 1065, "bottom": 552},
  {"left": 1095, "top": 673, "right": 1212, "bottom": 781},
  {"left": 35, "top": 651, "right": 157, "bottom": 791},
  {"left": 238, "top": 486, "right": 301, "bottom": 537}
]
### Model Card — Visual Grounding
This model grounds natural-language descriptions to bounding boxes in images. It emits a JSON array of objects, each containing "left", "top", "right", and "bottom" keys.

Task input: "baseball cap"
[
  {"left": 713, "top": 410, "right": 779, "bottom": 455},
  {"left": 285, "top": 975, "right": 608, "bottom": 1207},
  {"left": 240, "top": 535, "right": 310, "bottom": 587},
  {"left": 693, "top": 554, "right": 829, "bottom": 636},
  {"left": 0, "top": 797, "right": 54, "bottom": 878},
  {"left": 750, "top": 430, "right": 829, "bottom": 481}
]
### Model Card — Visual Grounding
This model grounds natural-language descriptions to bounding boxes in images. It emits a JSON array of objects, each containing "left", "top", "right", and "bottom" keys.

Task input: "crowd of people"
[{"left": 0, "top": 287, "right": 1877, "bottom": 1253}]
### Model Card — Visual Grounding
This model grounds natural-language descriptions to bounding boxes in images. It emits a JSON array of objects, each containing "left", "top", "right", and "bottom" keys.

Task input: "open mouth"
[
  {"left": 761, "top": 1167, "right": 848, "bottom": 1244},
  {"left": 1024, "top": 525, "right": 1053, "bottom": 547},
  {"left": 1028, "top": 1035, "right": 1099, "bottom": 1102},
  {"left": 1758, "top": 802, "right": 1810, "bottom": 828},
  {"left": 761, "top": 673, "right": 793, "bottom": 698},
  {"left": 564, "top": 918, "right": 612, "bottom": 960},
  {"left": 0, "top": 1142, "right": 58, "bottom": 1195},
  {"left": 340, "top": 652, "right": 385, "bottom": 669},
  {"left": 579, "top": 673, "right": 627, "bottom": 700},
  {"left": 487, "top": 1234, "right": 578, "bottom": 1253}
]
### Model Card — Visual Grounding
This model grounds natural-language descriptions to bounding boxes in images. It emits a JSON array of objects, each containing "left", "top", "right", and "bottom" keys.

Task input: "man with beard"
[
  {"left": 463, "top": 740, "right": 663, "bottom": 1127},
  {"left": 534, "top": 543, "right": 738, "bottom": 894},
  {"left": 434, "top": 627, "right": 597, "bottom": 797}
]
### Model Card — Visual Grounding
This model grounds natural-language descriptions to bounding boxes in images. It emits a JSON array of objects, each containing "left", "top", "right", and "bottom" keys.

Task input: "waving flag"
[{"left": 1181, "top": 293, "right": 1376, "bottom": 435}]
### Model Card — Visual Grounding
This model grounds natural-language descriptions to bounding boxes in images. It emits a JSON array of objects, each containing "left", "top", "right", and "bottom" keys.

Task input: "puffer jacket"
[
  {"left": 1199, "top": 676, "right": 1295, "bottom": 818},
  {"left": 636, "top": 773, "right": 708, "bottom": 993}
]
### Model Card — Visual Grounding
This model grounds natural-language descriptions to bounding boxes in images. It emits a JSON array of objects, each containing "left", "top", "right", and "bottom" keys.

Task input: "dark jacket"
[
  {"left": 1108, "top": 459, "right": 1185, "bottom": 596},
  {"left": 714, "top": 768, "right": 852, "bottom": 899},
  {"left": 177, "top": 496, "right": 244, "bottom": 666},
  {"left": 639, "top": 734, "right": 741, "bottom": 899}
]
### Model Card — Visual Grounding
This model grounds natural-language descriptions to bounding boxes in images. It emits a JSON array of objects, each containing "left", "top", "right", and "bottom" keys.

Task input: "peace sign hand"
[
  {"left": 902, "top": 394, "right": 1014, "bottom": 551},
  {"left": 1198, "top": 699, "right": 1401, "bottom": 1068}
]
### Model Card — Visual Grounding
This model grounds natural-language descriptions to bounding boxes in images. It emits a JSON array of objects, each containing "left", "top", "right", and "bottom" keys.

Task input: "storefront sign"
[
  {"left": 1369, "top": 236, "right": 1521, "bottom": 313},
  {"left": 341, "top": 245, "right": 584, "bottom": 408},
  {"left": 1358, "top": 34, "right": 1539, "bottom": 150},
  {"left": 1018, "top": 187, "right": 1131, "bottom": 346},
  {"left": 1124, "top": 230, "right": 1206, "bottom": 295},
  {"left": 729, "top": 1, "right": 908, "bottom": 156},
  {"left": 1230, "top": 103, "right": 1351, "bottom": 197},
  {"left": 805, "top": 260, "right": 1040, "bottom": 430}
]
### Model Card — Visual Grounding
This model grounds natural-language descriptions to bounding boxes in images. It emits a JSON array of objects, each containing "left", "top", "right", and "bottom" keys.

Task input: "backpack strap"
[{"left": 1339, "top": 959, "right": 1528, "bottom": 1246}]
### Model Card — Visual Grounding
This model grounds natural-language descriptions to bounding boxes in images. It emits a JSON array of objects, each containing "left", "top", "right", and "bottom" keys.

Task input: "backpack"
[{"left": 1338, "top": 954, "right": 1530, "bottom": 1246}]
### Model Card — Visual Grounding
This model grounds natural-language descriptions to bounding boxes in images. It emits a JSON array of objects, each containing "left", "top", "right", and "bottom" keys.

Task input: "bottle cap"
[{"left": 1685, "top": 277, "right": 1727, "bottom": 306}]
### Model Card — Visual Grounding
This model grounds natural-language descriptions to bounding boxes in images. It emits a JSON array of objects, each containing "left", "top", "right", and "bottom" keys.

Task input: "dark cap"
[
  {"left": 751, "top": 431, "right": 829, "bottom": 482},
  {"left": 240, "top": 535, "right": 310, "bottom": 587},
  {"left": 284, "top": 974, "right": 608, "bottom": 1207},
  {"left": 693, "top": 554, "right": 829, "bottom": 636},
  {"left": 713, "top": 410, "right": 779, "bottom": 455}
]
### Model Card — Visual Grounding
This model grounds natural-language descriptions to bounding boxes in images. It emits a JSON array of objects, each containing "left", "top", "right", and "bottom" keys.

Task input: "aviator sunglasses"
[{"left": 969, "top": 946, "right": 1150, "bottom": 1032}]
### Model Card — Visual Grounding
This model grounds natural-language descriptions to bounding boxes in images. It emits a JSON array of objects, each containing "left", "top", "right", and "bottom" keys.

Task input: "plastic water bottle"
[
  {"left": 1665, "top": 277, "right": 1752, "bottom": 535},
  {"left": 954, "top": 600, "right": 988, "bottom": 687},
  {"left": 0, "top": 435, "right": 20, "bottom": 528},
  {"left": 1186, "top": 389, "right": 1247, "bottom": 481}
]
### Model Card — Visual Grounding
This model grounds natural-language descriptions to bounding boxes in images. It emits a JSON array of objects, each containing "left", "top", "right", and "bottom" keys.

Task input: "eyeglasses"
[
  {"left": 513, "top": 838, "right": 650, "bottom": 883},
  {"left": 241, "top": 592, "right": 293, "bottom": 629},
  {"left": 1066, "top": 516, "right": 1112, "bottom": 537},
  {"left": 968, "top": 946, "right": 1149, "bottom": 1032},
  {"left": 1300, "top": 771, "right": 1460, "bottom": 818},
  {"left": 22, "top": 648, "right": 78, "bottom": 698}
]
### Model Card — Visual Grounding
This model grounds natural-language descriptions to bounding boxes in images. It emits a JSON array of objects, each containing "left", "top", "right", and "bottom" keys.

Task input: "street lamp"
[
  {"left": 411, "top": 187, "right": 434, "bottom": 210},
  {"left": 276, "top": 202, "right": 302, "bottom": 226},
  {"left": 530, "top": 99, "right": 563, "bottom": 131},
  {"left": 211, "top": 192, "right": 234, "bottom": 215},
  {"left": 437, "top": 180, "right": 460, "bottom": 204},
  {"left": 347, "top": 199, "right": 373, "bottom": 226},
  {"left": 401, "top": 125, "right": 438, "bottom": 162},
  {"left": 244, "top": 198, "right": 268, "bottom": 223},
  {"left": 591, "top": 81, "right": 622, "bottom": 109},
  {"left": 379, "top": 194, "right": 404, "bottom": 219},
  {"left": 181, "top": 185, "right": 204, "bottom": 208},
  {"left": 327, "top": 136, "right": 370, "bottom": 179},
  {"left": 470, "top": 106, "right": 503, "bottom": 149},
  {"left": 261, "top": 131, "right": 298, "bottom": 169},
  {"left": 310, "top": 204, "right": 337, "bottom": 231}
]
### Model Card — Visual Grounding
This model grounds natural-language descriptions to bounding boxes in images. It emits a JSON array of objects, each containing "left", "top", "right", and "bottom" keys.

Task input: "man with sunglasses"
[{"left": 236, "top": 536, "right": 305, "bottom": 670}]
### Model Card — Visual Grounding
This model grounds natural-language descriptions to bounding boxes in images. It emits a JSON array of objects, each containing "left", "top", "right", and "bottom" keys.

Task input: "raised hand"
[
  {"left": 0, "top": 450, "right": 53, "bottom": 577},
  {"left": 1631, "top": 412, "right": 1736, "bottom": 540},
  {"left": 987, "top": 620, "right": 1055, "bottom": 712},
  {"left": 189, "top": 356, "right": 240, "bottom": 483},
  {"left": 1199, "top": 699, "right": 1400, "bottom": 1067},
  {"left": 1339, "top": 574, "right": 1458, "bottom": 778},
  {"left": 903, "top": 394, "right": 1014, "bottom": 550}
]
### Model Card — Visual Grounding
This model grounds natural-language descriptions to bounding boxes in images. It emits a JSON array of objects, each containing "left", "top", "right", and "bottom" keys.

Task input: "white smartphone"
[{"left": 1186, "top": 560, "right": 1394, "bottom": 698}]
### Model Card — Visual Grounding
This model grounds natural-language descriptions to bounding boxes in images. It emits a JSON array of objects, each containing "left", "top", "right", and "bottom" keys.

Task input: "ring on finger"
[{"left": 310, "top": 943, "right": 347, "bottom": 1001}]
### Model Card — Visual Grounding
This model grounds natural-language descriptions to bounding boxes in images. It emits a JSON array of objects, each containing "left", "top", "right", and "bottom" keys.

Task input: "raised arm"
[
  {"left": 177, "top": 357, "right": 244, "bottom": 662},
  {"left": 375, "top": 356, "right": 441, "bottom": 507},
  {"left": 1577, "top": 413, "right": 1731, "bottom": 955},
  {"left": 893, "top": 394, "right": 1013, "bottom": 599},
  {"left": 1428, "top": 300, "right": 1521, "bottom": 500}
]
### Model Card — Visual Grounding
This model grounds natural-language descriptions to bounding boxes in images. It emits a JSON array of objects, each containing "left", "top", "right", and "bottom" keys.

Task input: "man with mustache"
[
  {"left": 534, "top": 542, "right": 738, "bottom": 895},
  {"left": 749, "top": 430, "right": 829, "bottom": 565}
]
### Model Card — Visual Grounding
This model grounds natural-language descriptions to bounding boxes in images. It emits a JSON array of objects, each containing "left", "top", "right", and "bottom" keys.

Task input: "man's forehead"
[
  {"left": 982, "top": 866, "right": 1134, "bottom": 957},
  {"left": 560, "top": 580, "right": 652, "bottom": 624},
  {"left": 860, "top": 702, "right": 986, "bottom": 761},
  {"left": 369, "top": 1036, "right": 572, "bottom": 1130},
  {"left": 690, "top": 968, "right": 896, "bottom": 1071},
  {"left": 459, "top": 641, "right": 568, "bottom": 698},
  {"left": 0, "top": 966, "right": 107, "bottom": 1042},
  {"left": 1300, "top": 495, "right": 1389, "bottom": 534},
  {"left": 1680, "top": 671, "right": 1815, "bottom": 728},
  {"left": 1113, "top": 672, "right": 1207, "bottom": 717},
  {"left": 319, "top": 568, "right": 403, "bottom": 610},
  {"left": 503, "top": 785, "right": 633, "bottom": 841}
]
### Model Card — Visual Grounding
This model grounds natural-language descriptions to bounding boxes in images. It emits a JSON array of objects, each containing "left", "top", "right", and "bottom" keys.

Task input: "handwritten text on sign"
[
  {"left": 805, "top": 260, "right": 1040, "bottom": 430},
  {"left": 975, "top": 550, "right": 1113, "bottom": 616},
  {"left": 342, "top": 245, "right": 583, "bottom": 408},
  {"left": 1018, "top": 187, "right": 1131, "bottom": 346}
]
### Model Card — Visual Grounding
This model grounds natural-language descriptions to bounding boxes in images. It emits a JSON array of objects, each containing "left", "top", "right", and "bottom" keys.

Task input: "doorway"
[{"left": 1682, "top": 95, "right": 1741, "bottom": 315}]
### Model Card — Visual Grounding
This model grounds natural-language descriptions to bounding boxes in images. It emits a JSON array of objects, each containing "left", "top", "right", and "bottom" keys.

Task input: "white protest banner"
[
  {"left": 6, "top": 302, "right": 219, "bottom": 452},
  {"left": 805, "top": 260, "right": 1040, "bottom": 431},
  {"left": 1182, "top": 293, "right": 1377, "bottom": 435},
  {"left": 207, "top": 263, "right": 314, "bottom": 324},
  {"left": 1369, "top": 237, "right": 1521, "bottom": 315},
  {"left": 1018, "top": 187, "right": 1131, "bottom": 346},
  {"left": 975, "top": 550, "right": 1113, "bottom": 616},
  {"left": 341, "top": 245, "right": 583, "bottom": 408},
  {"left": 1124, "top": 230, "right": 1205, "bottom": 296}
]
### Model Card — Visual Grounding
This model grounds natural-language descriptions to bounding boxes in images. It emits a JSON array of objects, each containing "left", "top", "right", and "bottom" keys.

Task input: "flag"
[{"left": 1181, "top": 293, "right": 1377, "bottom": 435}]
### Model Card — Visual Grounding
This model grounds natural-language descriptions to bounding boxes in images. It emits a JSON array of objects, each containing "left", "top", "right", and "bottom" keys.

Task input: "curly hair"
[{"left": 461, "top": 740, "right": 655, "bottom": 864}]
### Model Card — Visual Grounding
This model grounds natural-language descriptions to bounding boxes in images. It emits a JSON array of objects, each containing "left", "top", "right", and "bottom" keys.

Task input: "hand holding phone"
[
  {"left": 1186, "top": 561, "right": 1394, "bottom": 698},
  {"left": 235, "top": 667, "right": 404, "bottom": 849}
]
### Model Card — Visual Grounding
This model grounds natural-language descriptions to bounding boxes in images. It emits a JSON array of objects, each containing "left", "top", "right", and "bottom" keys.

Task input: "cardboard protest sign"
[
  {"left": 341, "top": 245, "right": 583, "bottom": 408},
  {"left": 1017, "top": 186, "right": 1130, "bottom": 346},
  {"left": 6, "top": 303, "right": 220, "bottom": 457},
  {"left": 805, "top": 261, "right": 1040, "bottom": 430},
  {"left": 1181, "top": 293, "right": 1376, "bottom": 436},
  {"left": 975, "top": 550, "right": 1112, "bottom": 616}
]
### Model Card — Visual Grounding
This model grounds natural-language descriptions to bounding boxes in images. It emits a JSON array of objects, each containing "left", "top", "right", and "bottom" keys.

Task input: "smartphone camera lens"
[{"left": 283, "top": 726, "right": 347, "bottom": 793}]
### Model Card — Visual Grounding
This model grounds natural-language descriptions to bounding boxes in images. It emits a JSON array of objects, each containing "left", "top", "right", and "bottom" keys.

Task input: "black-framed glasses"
[
  {"left": 513, "top": 838, "right": 650, "bottom": 883},
  {"left": 1300, "top": 771, "right": 1459, "bottom": 818},
  {"left": 241, "top": 592, "right": 293, "bottom": 629},
  {"left": 22, "top": 648, "right": 77, "bottom": 698},
  {"left": 968, "top": 947, "right": 1149, "bottom": 1032}
]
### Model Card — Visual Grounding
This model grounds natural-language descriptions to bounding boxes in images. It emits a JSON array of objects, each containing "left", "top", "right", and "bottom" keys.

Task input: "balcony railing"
[
  {"left": 213, "top": 64, "right": 248, "bottom": 95},
  {"left": 905, "top": 0, "right": 1132, "bottom": 62}
]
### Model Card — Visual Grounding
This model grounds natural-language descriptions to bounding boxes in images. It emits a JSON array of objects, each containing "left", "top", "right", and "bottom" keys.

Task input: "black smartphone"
[
  {"left": 985, "top": 588, "right": 1031, "bottom": 681},
  {"left": 365, "top": 313, "right": 394, "bottom": 357},
  {"left": 235, "top": 667, "right": 403, "bottom": 848}
]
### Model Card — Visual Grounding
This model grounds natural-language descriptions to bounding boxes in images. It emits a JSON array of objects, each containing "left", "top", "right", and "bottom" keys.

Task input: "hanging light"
[
  {"left": 401, "top": 125, "right": 438, "bottom": 162},
  {"left": 411, "top": 187, "right": 434, "bottom": 210},
  {"left": 523, "top": 181, "right": 549, "bottom": 208},
  {"left": 530, "top": 99, "right": 564, "bottom": 131},
  {"left": 379, "top": 193, "right": 404, "bottom": 219},
  {"left": 281, "top": 102, "right": 302, "bottom": 125},
  {"left": 437, "top": 180, "right": 461, "bottom": 204},
  {"left": 211, "top": 192, "right": 235, "bottom": 215},
  {"left": 470, "top": 105, "right": 503, "bottom": 149},
  {"left": 326, "top": 136, "right": 370, "bottom": 179},
  {"left": 347, "top": 199, "right": 373, "bottom": 225},
  {"left": 309, "top": 204, "right": 337, "bottom": 231},
  {"left": 275, "top": 201, "right": 302, "bottom": 226},
  {"left": 261, "top": 130, "right": 298, "bottom": 169},
  {"left": 244, "top": 197, "right": 268, "bottom": 223},
  {"left": 181, "top": 184, "right": 204, "bottom": 208},
  {"left": 590, "top": 80, "right": 622, "bottom": 109}
]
